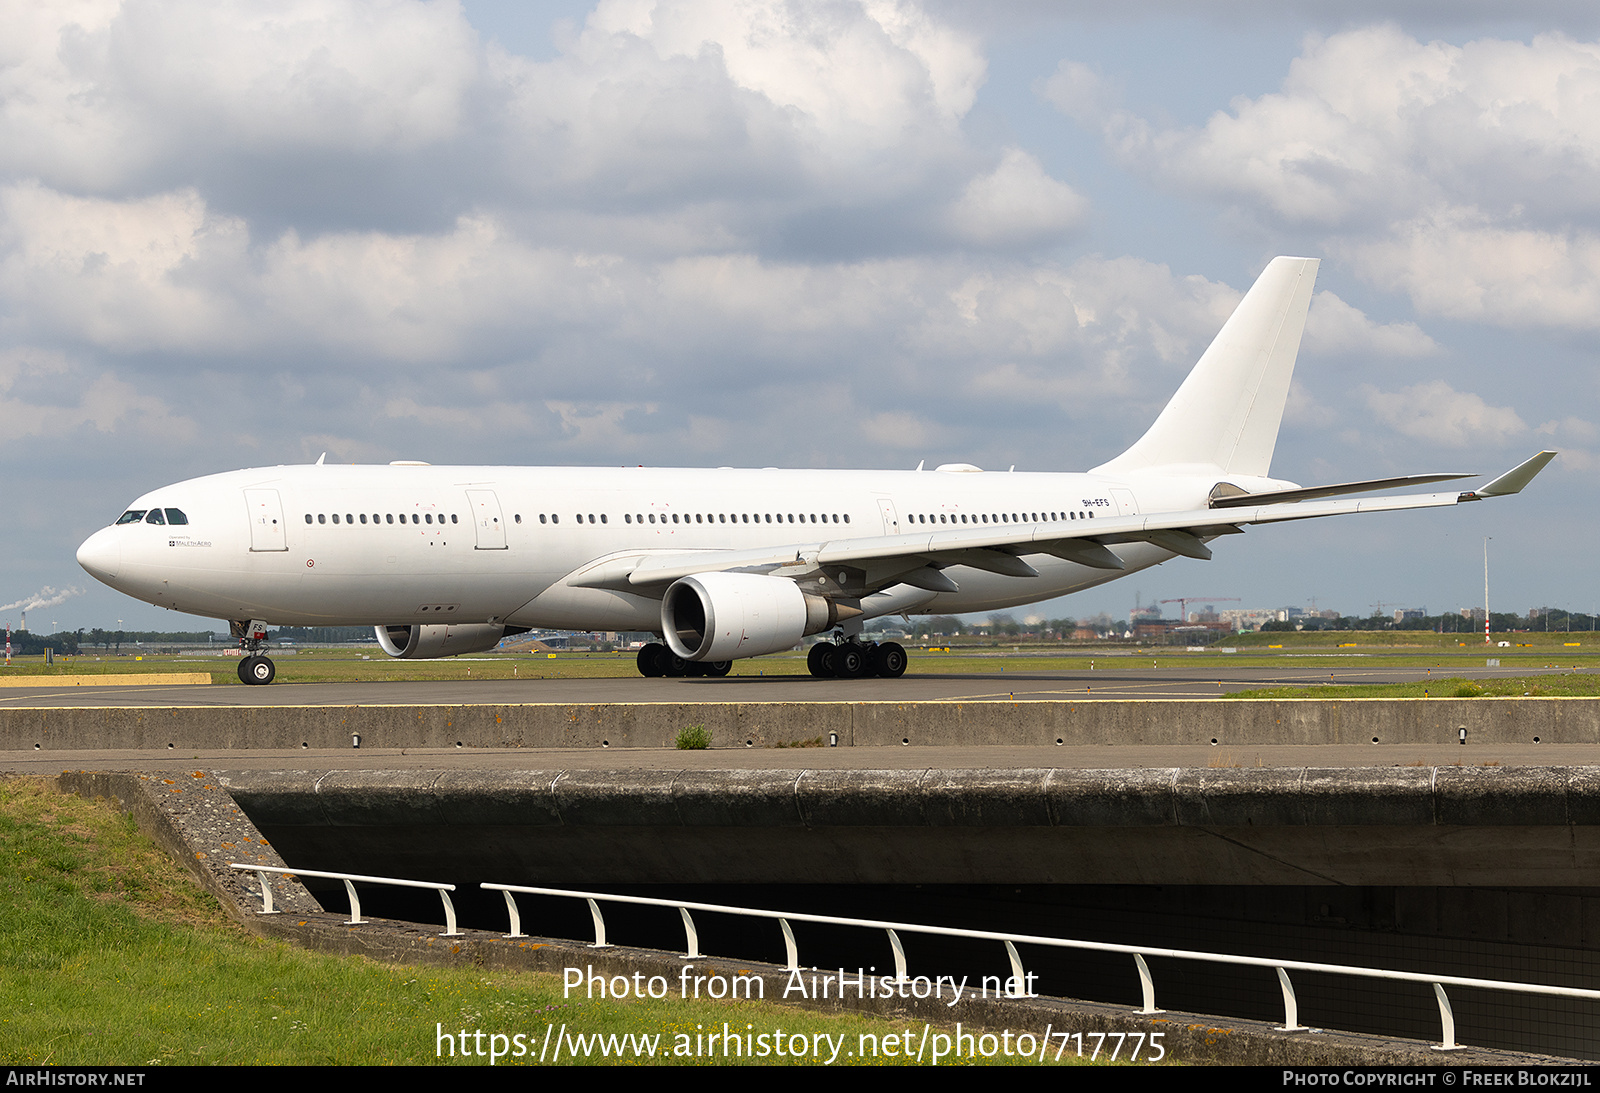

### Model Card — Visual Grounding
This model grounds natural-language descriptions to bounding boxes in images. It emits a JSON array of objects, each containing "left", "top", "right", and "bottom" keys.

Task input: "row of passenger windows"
[
  {"left": 622, "top": 513, "right": 851, "bottom": 526},
  {"left": 905, "top": 510, "right": 1095, "bottom": 525},
  {"left": 116, "top": 508, "right": 189, "bottom": 525},
  {"left": 306, "top": 512, "right": 458, "bottom": 525},
  {"left": 299, "top": 508, "right": 1095, "bottom": 528}
]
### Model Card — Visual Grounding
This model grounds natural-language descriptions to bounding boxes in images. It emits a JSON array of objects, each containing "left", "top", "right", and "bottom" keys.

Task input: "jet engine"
[
  {"left": 662, "top": 572, "right": 853, "bottom": 661},
  {"left": 375, "top": 623, "right": 509, "bottom": 659}
]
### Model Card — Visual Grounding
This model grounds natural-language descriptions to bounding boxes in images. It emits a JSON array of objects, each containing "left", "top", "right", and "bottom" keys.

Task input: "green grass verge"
[
  {"left": 8, "top": 635, "right": 1593, "bottom": 686},
  {"left": 1228, "top": 674, "right": 1600, "bottom": 700},
  {"left": 0, "top": 778, "right": 1107, "bottom": 1066}
]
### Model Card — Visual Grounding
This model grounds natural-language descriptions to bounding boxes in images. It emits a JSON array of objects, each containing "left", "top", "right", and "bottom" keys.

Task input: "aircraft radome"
[{"left": 76, "top": 257, "right": 1555, "bottom": 684}]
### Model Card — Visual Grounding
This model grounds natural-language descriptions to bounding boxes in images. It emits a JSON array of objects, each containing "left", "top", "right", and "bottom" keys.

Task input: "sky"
[{"left": 3, "top": 0, "right": 1599, "bottom": 633}]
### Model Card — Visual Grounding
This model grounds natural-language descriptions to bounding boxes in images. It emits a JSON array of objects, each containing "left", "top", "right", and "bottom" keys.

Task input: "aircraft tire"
[
  {"left": 834, "top": 644, "right": 867, "bottom": 679},
  {"left": 653, "top": 646, "right": 689, "bottom": 677},
  {"left": 703, "top": 661, "right": 732, "bottom": 677},
  {"left": 240, "top": 655, "right": 275, "bottom": 685},
  {"left": 876, "top": 642, "right": 907, "bottom": 678},
  {"left": 807, "top": 643, "right": 835, "bottom": 678},
  {"left": 637, "top": 644, "right": 666, "bottom": 677}
]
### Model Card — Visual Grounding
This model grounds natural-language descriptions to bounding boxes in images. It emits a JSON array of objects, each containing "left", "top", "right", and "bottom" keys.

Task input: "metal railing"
[
  {"left": 229, "top": 864, "right": 459, "bottom": 936},
  {"left": 226, "top": 862, "right": 1600, "bottom": 1052},
  {"left": 484, "top": 881, "right": 1600, "bottom": 1052}
]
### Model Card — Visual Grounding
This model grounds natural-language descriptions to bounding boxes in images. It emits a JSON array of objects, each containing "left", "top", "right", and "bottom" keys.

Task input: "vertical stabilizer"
[{"left": 1093, "top": 256, "right": 1319, "bottom": 478}]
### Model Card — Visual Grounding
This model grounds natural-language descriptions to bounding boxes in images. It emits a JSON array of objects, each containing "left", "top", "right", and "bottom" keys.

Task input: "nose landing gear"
[{"left": 231, "top": 619, "right": 277, "bottom": 685}]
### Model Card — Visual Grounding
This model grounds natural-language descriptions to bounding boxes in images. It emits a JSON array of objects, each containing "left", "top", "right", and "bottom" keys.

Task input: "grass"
[
  {"left": 0, "top": 777, "right": 1100, "bottom": 1066},
  {"left": 1228, "top": 674, "right": 1600, "bottom": 700},
  {"left": 675, "top": 725, "right": 712, "bottom": 750}
]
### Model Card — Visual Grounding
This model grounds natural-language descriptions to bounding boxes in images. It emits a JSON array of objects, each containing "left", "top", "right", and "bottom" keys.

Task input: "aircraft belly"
[{"left": 509, "top": 584, "right": 663, "bottom": 632}]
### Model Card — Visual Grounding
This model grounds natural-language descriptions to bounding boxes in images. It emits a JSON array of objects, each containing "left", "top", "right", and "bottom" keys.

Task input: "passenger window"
[
  {"left": 116, "top": 510, "right": 147, "bottom": 525},
  {"left": 360, "top": 514, "right": 368, "bottom": 524},
  {"left": 304, "top": 514, "right": 313, "bottom": 524},
  {"left": 318, "top": 514, "right": 326, "bottom": 524},
  {"left": 425, "top": 514, "right": 433, "bottom": 524},
  {"left": 386, "top": 514, "right": 394, "bottom": 524},
  {"left": 552, "top": 515, "right": 559, "bottom": 524},
  {"left": 843, "top": 514, "right": 850, "bottom": 523},
  {"left": 600, "top": 514, "right": 607, "bottom": 524},
  {"left": 145, "top": 509, "right": 166, "bottom": 524},
  {"left": 332, "top": 514, "right": 340, "bottom": 524},
  {"left": 540, "top": 514, "right": 547, "bottom": 524}
]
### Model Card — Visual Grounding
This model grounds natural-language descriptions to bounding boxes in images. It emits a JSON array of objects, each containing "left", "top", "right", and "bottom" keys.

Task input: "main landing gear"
[
  {"left": 231, "top": 619, "right": 277, "bottom": 686},
  {"left": 807, "top": 639, "right": 907, "bottom": 679},
  {"left": 636, "top": 642, "right": 732, "bottom": 678}
]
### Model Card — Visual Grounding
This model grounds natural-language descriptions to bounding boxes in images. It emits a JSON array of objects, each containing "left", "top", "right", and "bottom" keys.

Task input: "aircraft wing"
[{"left": 568, "top": 451, "right": 1556, "bottom": 596}]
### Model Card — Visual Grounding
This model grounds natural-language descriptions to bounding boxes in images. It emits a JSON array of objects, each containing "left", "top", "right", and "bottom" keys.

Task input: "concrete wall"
[
  {"left": 218, "top": 765, "right": 1600, "bottom": 887},
  {"left": 6, "top": 697, "right": 1600, "bottom": 750}
]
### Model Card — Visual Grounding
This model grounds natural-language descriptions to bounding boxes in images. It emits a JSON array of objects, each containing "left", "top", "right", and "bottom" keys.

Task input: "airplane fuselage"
[{"left": 76, "top": 462, "right": 1227, "bottom": 632}]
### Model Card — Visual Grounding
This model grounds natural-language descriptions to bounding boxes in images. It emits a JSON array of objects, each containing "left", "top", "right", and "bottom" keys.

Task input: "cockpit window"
[
  {"left": 164, "top": 508, "right": 188, "bottom": 525},
  {"left": 144, "top": 509, "right": 166, "bottom": 525},
  {"left": 115, "top": 510, "right": 147, "bottom": 525}
]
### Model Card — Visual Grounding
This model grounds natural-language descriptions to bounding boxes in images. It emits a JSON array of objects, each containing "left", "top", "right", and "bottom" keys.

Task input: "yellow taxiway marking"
[{"left": 0, "top": 673, "right": 211, "bottom": 688}]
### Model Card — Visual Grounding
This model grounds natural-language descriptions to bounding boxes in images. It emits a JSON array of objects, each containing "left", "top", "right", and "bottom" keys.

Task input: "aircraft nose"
[{"left": 77, "top": 527, "right": 121, "bottom": 584}]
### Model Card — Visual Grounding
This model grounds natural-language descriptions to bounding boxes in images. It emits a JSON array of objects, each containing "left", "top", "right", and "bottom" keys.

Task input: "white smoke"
[{"left": 0, "top": 586, "right": 82, "bottom": 614}]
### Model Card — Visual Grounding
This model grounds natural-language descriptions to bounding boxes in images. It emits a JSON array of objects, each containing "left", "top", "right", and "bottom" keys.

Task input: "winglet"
[{"left": 1461, "top": 451, "right": 1557, "bottom": 500}]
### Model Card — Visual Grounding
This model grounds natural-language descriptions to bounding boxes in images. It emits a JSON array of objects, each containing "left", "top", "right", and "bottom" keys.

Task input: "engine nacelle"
[
  {"left": 662, "top": 572, "right": 844, "bottom": 661},
  {"left": 375, "top": 623, "right": 507, "bottom": 659}
]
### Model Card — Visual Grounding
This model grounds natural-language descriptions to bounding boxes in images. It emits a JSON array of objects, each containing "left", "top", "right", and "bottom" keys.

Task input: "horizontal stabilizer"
[{"left": 1209, "top": 472, "right": 1474, "bottom": 509}]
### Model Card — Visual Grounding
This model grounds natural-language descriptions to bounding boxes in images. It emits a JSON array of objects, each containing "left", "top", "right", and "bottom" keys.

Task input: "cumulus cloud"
[
  {"left": 0, "top": 346, "right": 197, "bottom": 443},
  {"left": 1050, "top": 25, "right": 1600, "bottom": 331},
  {"left": 943, "top": 148, "right": 1087, "bottom": 248},
  {"left": 1302, "top": 291, "right": 1437, "bottom": 357},
  {"left": 1362, "top": 380, "right": 1526, "bottom": 447}
]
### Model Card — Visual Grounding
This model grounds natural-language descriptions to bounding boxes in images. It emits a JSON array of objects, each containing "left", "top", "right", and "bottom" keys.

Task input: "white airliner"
[{"left": 76, "top": 257, "right": 1554, "bottom": 684}]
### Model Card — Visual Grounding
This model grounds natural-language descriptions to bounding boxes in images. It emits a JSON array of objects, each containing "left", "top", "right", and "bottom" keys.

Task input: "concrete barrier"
[{"left": 4, "top": 696, "right": 1600, "bottom": 750}]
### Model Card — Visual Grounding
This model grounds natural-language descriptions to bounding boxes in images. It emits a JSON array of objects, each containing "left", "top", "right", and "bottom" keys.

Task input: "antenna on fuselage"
[{"left": 315, "top": 452, "right": 326, "bottom": 466}]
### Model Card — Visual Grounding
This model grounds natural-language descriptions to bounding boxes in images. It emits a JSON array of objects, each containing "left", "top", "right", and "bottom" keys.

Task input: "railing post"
[
  {"left": 1133, "top": 953, "right": 1162, "bottom": 1014},
  {"left": 1276, "top": 967, "right": 1305, "bottom": 1032},
  {"left": 1003, "top": 941, "right": 1028, "bottom": 997},
  {"left": 342, "top": 878, "right": 362, "bottom": 925},
  {"left": 780, "top": 918, "right": 798, "bottom": 971},
  {"left": 252, "top": 869, "right": 277, "bottom": 915},
  {"left": 680, "top": 907, "right": 701, "bottom": 959},
  {"left": 501, "top": 890, "right": 524, "bottom": 938},
  {"left": 586, "top": 898, "right": 609, "bottom": 948},
  {"left": 887, "top": 929, "right": 907, "bottom": 984},
  {"left": 1433, "top": 983, "right": 1458, "bottom": 1051},
  {"left": 439, "top": 890, "right": 459, "bottom": 936}
]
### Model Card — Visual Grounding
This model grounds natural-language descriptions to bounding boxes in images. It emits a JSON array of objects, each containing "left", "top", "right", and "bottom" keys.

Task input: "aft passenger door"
[
  {"left": 465, "top": 489, "right": 508, "bottom": 549},
  {"left": 243, "top": 489, "right": 287, "bottom": 552}
]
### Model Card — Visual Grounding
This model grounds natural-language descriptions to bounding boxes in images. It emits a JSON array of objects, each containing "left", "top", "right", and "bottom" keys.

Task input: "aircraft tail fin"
[{"left": 1093, "top": 256, "right": 1319, "bottom": 479}]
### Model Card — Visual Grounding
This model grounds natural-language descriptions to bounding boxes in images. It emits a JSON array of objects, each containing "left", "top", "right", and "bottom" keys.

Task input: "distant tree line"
[{"left": 1271, "top": 609, "right": 1598, "bottom": 634}]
